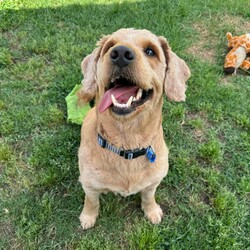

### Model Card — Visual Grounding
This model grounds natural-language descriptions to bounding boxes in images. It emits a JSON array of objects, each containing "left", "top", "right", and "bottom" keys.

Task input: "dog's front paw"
[
  {"left": 79, "top": 212, "right": 97, "bottom": 230},
  {"left": 144, "top": 204, "right": 163, "bottom": 224}
]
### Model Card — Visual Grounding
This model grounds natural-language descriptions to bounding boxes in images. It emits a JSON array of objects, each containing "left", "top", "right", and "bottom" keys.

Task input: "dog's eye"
[{"left": 145, "top": 47, "right": 155, "bottom": 56}]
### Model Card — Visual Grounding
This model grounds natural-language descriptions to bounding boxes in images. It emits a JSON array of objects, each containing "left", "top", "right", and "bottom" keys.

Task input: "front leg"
[
  {"left": 140, "top": 183, "right": 163, "bottom": 224},
  {"left": 79, "top": 188, "right": 100, "bottom": 230}
]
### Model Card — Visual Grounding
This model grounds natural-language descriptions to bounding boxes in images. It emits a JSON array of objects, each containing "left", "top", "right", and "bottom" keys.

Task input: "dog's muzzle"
[{"left": 97, "top": 46, "right": 153, "bottom": 115}]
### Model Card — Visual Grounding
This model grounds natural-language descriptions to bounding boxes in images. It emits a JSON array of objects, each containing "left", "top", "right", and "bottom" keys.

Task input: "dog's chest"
[
  {"left": 93, "top": 161, "right": 157, "bottom": 196},
  {"left": 111, "top": 174, "right": 145, "bottom": 197}
]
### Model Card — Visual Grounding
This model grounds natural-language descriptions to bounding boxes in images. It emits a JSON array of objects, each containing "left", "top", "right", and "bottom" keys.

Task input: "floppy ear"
[
  {"left": 159, "top": 37, "right": 191, "bottom": 102},
  {"left": 78, "top": 35, "right": 110, "bottom": 105},
  {"left": 77, "top": 51, "right": 98, "bottom": 105}
]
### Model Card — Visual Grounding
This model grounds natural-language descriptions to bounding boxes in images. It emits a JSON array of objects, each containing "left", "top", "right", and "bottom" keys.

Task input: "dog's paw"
[
  {"left": 79, "top": 212, "right": 97, "bottom": 230},
  {"left": 144, "top": 204, "right": 163, "bottom": 224}
]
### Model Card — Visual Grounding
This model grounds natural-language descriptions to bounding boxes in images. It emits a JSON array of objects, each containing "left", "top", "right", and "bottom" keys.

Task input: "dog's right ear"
[{"left": 78, "top": 35, "right": 110, "bottom": 105}]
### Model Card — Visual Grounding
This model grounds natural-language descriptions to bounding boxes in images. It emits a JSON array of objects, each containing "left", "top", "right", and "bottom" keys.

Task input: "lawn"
[{"left": 0, "top": 0, "right": 250, "bottom": 249}]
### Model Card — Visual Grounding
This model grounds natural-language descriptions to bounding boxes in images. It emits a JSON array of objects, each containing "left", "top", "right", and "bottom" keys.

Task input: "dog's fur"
[{"left": 78, "top": 28, "right": 190, "bottom": 230}]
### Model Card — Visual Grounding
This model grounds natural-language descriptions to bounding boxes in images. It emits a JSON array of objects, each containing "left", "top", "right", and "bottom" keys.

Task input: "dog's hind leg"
[
  {"left": 79, "top": 189, "right": 100, "bottom": 230},
  {"left": 140, "top": 183, "right": 163, "bottom": 224}
]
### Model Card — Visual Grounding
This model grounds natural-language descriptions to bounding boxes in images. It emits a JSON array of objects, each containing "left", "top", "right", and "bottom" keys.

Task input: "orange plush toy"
[{"left": 224, "top": 32, "right": 250, "bottom": 74}]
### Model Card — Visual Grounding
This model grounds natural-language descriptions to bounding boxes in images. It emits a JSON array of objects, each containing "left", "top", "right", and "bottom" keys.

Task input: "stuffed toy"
[{"left": 224, "top": 32, "right": 250, "bottom": 74}]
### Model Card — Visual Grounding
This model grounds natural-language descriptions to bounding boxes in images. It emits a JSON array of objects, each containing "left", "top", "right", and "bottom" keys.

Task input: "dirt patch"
[
  {"left": 220, "top": 75, "right": 234, "bottom": 86},
  {"left": 183, "top": 112, "right": 209, "bottom": 143},
  {"left": 0, "top": 221, "right": 14, "bottom": 237},
  {"left": 187, "top": 14, "right": 250, "bottom": 64},
  {"left": 187, "top": 23, "right": 217, "bottom": 63},
  {"left": 187, "top": 45, "right": 215, "bottom": 63},
  {"left": 219, "top": 14, "right": 250, "bottom": 34},
  {"left": 0, "top": 219, "right": 21, "bottom": 249}
]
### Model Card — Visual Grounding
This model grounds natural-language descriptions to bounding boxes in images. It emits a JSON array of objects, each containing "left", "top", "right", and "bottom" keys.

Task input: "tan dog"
[{"left": 78, "top": 28, "right": 190, "bottom": 230}]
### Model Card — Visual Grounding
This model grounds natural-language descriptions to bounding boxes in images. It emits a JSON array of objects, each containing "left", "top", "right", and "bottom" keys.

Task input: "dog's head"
[{"left": 78, "top": 28, "right": 190, "bottom": 119}]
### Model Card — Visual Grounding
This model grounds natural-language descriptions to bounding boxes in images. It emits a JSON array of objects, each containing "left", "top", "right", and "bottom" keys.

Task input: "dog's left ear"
[
  {"left": 159, "top": 36, "right": 191, "bottom": 101},
  {"left": 78, "top": 35, "right": 110, "bottom": 105}
]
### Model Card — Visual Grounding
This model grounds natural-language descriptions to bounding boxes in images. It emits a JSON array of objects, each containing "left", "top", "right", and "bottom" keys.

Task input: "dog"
[{"left": 78, "top": 28, "right": 191, "bottom": 230}]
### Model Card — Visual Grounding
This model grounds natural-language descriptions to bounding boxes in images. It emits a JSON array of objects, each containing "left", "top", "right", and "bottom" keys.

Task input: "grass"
[{"left": 0, "top": 0, "right": 250, "bottom": 249}]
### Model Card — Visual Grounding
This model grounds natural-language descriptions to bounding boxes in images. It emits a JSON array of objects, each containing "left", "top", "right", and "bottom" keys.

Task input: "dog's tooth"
[
  {"left": 136, "top": 88, "right": 143, "bottom": 100},
  {"left": 111, "top": 95, "right": 130, "bottom": 108},
  {"left": 115, "top": 103, "right": 123, "bottom": 108},
  {"left": 111, "top": 94, "right": 119, "bottom": 106},
  {"left": 126, "top": 96, "right": 133, "bottom": 107}
]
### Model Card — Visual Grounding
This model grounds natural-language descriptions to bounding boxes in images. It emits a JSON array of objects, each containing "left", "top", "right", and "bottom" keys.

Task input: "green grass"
[{"left": 1, "top": 0, "right": 250, "bottom": 249}]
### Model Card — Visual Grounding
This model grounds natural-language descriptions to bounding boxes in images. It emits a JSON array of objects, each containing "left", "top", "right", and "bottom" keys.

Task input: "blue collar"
[{"left": 97, "top": 134, "right": 156, "bottom": 163}]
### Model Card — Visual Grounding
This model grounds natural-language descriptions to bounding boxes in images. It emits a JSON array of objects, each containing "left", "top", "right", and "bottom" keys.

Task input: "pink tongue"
[{"left": 98, "top": 85, "right": 139, "bottom": 113}]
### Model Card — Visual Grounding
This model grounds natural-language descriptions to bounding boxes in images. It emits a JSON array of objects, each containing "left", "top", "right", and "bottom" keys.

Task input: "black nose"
[{"left": 110, "top": 46, "right": 135, "bottom": 68}]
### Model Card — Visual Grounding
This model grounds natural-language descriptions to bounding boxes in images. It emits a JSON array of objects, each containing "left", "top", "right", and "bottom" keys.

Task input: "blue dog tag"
[{"left": 146, "top": 146, "right": 156, "bottom": 163}]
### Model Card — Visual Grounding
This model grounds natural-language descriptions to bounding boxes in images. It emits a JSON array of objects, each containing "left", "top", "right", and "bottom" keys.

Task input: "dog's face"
[{"left": 79, "top": 28, "right": 190, "bottom": 120}]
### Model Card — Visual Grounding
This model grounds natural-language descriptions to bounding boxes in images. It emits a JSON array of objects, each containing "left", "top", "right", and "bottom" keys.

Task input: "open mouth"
[{"left": 98, "top": 77, "right": 153, "bottom": 115}]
